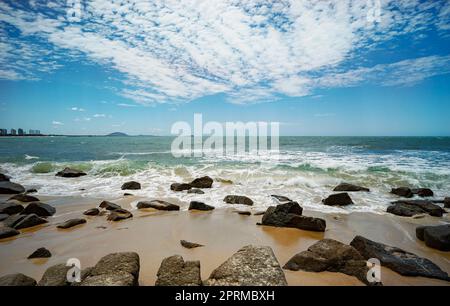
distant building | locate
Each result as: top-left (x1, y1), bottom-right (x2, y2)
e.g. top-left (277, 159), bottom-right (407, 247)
top-left (36, 130), bottom-right (41, 135)
top-left (18, 128), bottom-right (24, 136)
top-left (0, 129), bottom-right (7, 136)
top-left (11, 129), bottom-right (16, 135)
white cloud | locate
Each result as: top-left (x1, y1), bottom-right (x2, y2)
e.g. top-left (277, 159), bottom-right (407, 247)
top-left (52, 121), bottom-right (63, 125)
top-left (93, 114), bottom-right (106, 118)
top-left (71, 107), bottom-right (85, 112)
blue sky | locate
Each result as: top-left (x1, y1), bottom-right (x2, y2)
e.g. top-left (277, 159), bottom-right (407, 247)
top-left (1, 0), bottom-right (450, 136)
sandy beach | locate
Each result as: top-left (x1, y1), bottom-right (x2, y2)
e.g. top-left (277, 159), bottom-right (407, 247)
top-left (1, 194), bottom-right (449, 286)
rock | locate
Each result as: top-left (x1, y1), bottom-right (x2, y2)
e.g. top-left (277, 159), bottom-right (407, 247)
top-left (14, 214), bottom-right (48, 229)
top-left (0, 181), bottom-right (26, 194)
top-left (8, 194), bottom-right (39, 202)
top-left (236, 210), bottom-right (251, 216)
top-left (170, 183), bottom-right (192, 191)
top-left (83, 208), bottom-right (100, 216)
top-left (412, 188), bottom-right (434, 197)
top-left (188, 201), bottom-right (214, 211)
top-left (55, 167), bottom-right (87, 178)
top-left (121, 181), bottom-right (141, 190)
top-left (187, 188), bottom-right (205, 194)
top-left (0, 173), bottom-right (10, 182)
top-left (0, 202), bottom-right (24, 215)
top-left (38, 264), bottom-right (71, 286)
top-left (387, 200), bottom-right (444, 217)
top-left (253, 211), bottom-right (266, 216)
top-left (259, 202), bottom-right (326, 232)
top-left (57, 218), bottom-right (87, 229)
top-left (28, 247), bottom-right (52, 259)
top-left (0, 273), bottom-right (36, 286)
top-left (99, 201), bottom-right (121, 211)
top-left (123, 193), bottom-right (133, 196)
top-left (0, 226), bottom-right (20, 239)
top-left (155, 255), bottom-right (202, 286)
top-left (204, 245), bottom-right (287, 286)
top-left (80, 273), bottom-right (136, 286)
top-left (391, 187), bottom-right (413, 198)
top-left (283, 239), bottom-right (378, 285)
top-left (136, 200), bottom-right (179, 211)
top-left (180, 240), bottom-right (204, 249)
top-left (350, 235), bottom-right (449, 281)
top-left (322, 193), bottom-right (353, 206)
top-left (271, 195), bottom-right (292, 203)
top-left (190, 176), bottom-right (213, 188)
top-left (20, 202), bottom-right (56, 216)
top-left (216, 178), bottom-right (233, 184)
top-left (333, 183), bottom-right (370, 192)
top-left (0, 213), bottom-right (8, 221)
top-left (444, 197), bottom-right (450, 208)
top-left (107, 209), bottom-right (133, 221)
top-left (223, 195), bottom-right (254, 206)
top-left (416, 225), bottom-right (450, 251)
top-left (26, 188), bottom-right (38, 193)
top-left (2, 214), bottom-right (26, 228)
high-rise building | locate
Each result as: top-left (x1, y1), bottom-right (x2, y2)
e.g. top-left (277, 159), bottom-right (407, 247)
top-left (18, 128), bottom-right (24, 136)
top-left (0, 129), bottom-right (7, 136)
top-left (11, 129), bottom-right (16, 135)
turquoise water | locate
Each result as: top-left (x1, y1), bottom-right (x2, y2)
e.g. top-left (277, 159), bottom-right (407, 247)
top-left (1, 136), bottom-right (449, 213)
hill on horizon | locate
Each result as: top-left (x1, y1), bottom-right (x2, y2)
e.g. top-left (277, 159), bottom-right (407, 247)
top-left (107, 132), bottom-right (129, 137)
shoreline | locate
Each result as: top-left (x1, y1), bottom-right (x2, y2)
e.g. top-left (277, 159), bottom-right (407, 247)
top-left (1, 194), bottom-right (449, 286)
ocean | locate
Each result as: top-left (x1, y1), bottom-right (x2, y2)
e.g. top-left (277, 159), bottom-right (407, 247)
top-left (1, 136), bottom-right (449, 214)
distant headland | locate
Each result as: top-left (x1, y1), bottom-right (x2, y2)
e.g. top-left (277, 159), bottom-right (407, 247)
top-left (107, 132), bottom-right (129, 137)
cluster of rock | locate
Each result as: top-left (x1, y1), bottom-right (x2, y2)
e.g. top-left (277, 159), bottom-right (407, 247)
top-left (170, 176), bottom-right (213, 191)
top-left (416, 224), bottom-right (450, 251)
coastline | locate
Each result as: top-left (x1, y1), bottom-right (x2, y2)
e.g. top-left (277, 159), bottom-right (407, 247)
top-left (1, 194), bottom-right (449, 286)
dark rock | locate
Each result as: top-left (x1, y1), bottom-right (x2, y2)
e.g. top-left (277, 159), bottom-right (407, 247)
top-left (8, 194), bottom-right (39, 202)
top-left (3, 214), bottom-right (26, 228)
top-left (0, 226), bottom-right (20, 239)
top-left (190, 176), bottom-right (213, 188)
top-left (188, 201), bottom-right (214, 211)
top-left (0, 173), bottom-right (10, 182)
top-left (99, 201), bottom-right (122, 211)
top-left (57, 218), bottom-right (87, 229)
top-left (283, 239), bottom-right (378, 286)
top-left (107, 209), bottom-right (133, 221)
top-left (155, 255), bottom-right (201, 286)
top-left (412, 188), bottom-right (434, 197)
top-left (0, 181), bottom-right (25, 194)
top-left (0, 273), bottom-right (36, 286)
top-left (20, 202), bottom-right (56, 217)
top-left (136, 200), bottom-right (179, 211)
top-left (38, 264), bottom-right (71, 286)
top-left (333, 183), bottom-right (370, 192)
top-left (387, 200), bottom-right (444, 217)
top-left (187, 188), bottom-right (205, 194)
top-left (391, 187), bottom-right (413, 198)
top-left (170, 183), bottom-right (192, 191)
top-left (180, 240), bottom-right (204, 249)
top-left (121, 181), bottom-right (141, 190)
top-left (83, 208), bottom-right (100, 216)
top-left (0, 202), bottom-right (24, 215)
top-left (416, 225), bottom-right (450, 251)
top-left (444, 197), bottom-right (450, 208)
top-left (204, 245), bottom-right (287, 286)
top-left (26, 188), bottom-right (38, 194)
top-left (14, 214), bottom-right (48, 229)
top-left (350, 235), bottom-right (449, 281)
top-left (123, 193), bottom-right (133, 196)
top-left (0, 213), bottom-right (8, 221)
top-left (236, 210), bottom-right (251, 216)
top-left (28, 247), bottom-right (52, 259)
top-left (322, 193), bottom-right (353, 206)
top-left (271, 195), bottom-right (292, 203)
top-left (55, 167), bottom-right (87, 178)
top-left (223, 195), bottom-right (254, 206)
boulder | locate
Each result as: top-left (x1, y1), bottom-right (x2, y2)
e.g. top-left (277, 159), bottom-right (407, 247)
top-left (412, 188), bottom-right (434, 197)
top-left (121, 181), bottom-right (141, 190)
top-left (204, 245), bottom-right (287, 286)
top-left (0, 173), bottom-right (10, 182)
top-left (8, 194), bottom-right (39, 202)
top-left (387, 200), bottom-right (444, 217)
top-left (391, 187), bottom-right (413, 198)
top-left (322, 193), bottom-right (353, 206)
top-left (83, 208), bottom-right (100, 216)
top-left (20, 202), bottom-right (56, 217)
top-left (416, 225), bottom-right (450, 251)
top-left (0, 226), bottom-right (20, 239)
top-left (190, 176), bottom-right (213, 188)
top-left (0, 181), bottom-right (25, 194)
top-left (223, 195), bottom-right (254, 206)
top-left (444, 197), bottom-right (450, 208)
top-left (0, 273), bottom-right (36, 286)
top-left (180, 240), bottom-right (204, 249)
top-left (14, 214), bottom-right (48, 230)
top-left (28, 247), bottom-right (52, 259)
top-left (55, 167), bottom-right (87, 178)
top-left (57, 218), bottom-right (87, 229)
top-left (350, 235), bottom-right (449, 281)
top-left (3, 214), bottom-right (26, 228)
top-left (0, 202), bottom-right (24, 215)
top-left (38, 264), bottom-right (71, 286)
top-left (136, 200), bottom-right (179, 211)
top-left (79, 272), bottom-right (136, 286)
top-left (188, 201), bottom-right (214, 211)
top-left (170, 183), bottom-right (192, 191)
top-left (107, 209), bottom-right (133, 221)
top-left (283, 239), bottom-right (378, 286)
top-left (187, 188), bottom-right (205, 194)
top-left (333, 183), bottom-right (370, 192)
top-left (99, 201), bottom-right (122, 211)
top-left (155, 255), bottom-right (201, 286)
top-left (0, 213), bottom-right (8, 221)
top-left (26, 188), bottom-right (38, 194)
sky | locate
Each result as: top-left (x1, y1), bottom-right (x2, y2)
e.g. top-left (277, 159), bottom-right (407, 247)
top-left (0, 0), bottom-right (450, 136)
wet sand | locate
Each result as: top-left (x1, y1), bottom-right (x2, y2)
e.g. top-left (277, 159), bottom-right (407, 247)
top-left (0, 195), bottom-right (449, 286)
